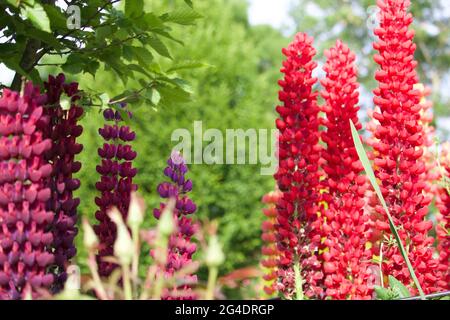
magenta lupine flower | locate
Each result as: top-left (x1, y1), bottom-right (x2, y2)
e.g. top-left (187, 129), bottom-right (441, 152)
top-left (43, 74), bottom-right (83, 289)
top-left (0, 83), bottom-right (55, 299)
top-left (319, 40), bottom-right (373, 299)
top-left (153, 152), bottom-right (197, 300)
top-left (94, 106), bottom-right (137, 277)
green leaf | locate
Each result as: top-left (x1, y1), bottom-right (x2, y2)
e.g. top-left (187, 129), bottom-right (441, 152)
top-left (166, 61), bottom-right (210, 73)
top-left (6, 0), bottom-right (19, 7)
top-left (140, 13), bottom-right (165, 30)
top-left (22, 3), bottom-right (51, 33)
top-left (62, 54), bottom-right (87, 74)
top-left (388, 276), bottom-right (411, 298)
top-left (147, 36), bottom-right (172, 59)
top-left (150, 88), bottom-right (161, 105)
top-left (43, 4), bottom-right (67, 30)
top-left (25, 28), bottom-right (63, 49)
top-left (84, 60), bottom-right (100, 77)
top-left (184, 0), bottom-right (193, 8)
top-left (130, 46), bottom-right (154, 67)
top-left (161, 8), bottom-right (202, 25)
top-left (374, 286), bottom-right (391, 300)
top-left (350, 120), bottom-right (426, 300)
top-left (125, 0), bottom-right (144, 18)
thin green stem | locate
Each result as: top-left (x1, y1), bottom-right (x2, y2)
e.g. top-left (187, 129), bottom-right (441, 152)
top-left (131, 226), bottom-right (140, 295)
top-left (205, 267), bottom-right (218, 300)
top-left (122, 264), bottom-right (133, 300)
top-left (87, 253), bottom-right (108, 300)
top-left (293, 262), bottom-right (304, 300)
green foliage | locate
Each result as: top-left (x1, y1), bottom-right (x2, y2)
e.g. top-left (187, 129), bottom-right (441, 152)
top-left (73, 0), bottom-right (286, 279)
top-left (0, 0), bottom-right (201, 105)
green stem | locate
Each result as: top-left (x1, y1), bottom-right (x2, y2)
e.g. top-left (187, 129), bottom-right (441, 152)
top-left (205, 267), bottom-right (218, 300)
top-left (122, 264), bottom-right (133, 300)
top-left (87, 253), bottom-right (108, 300)
top-left (293, 262), bottom-right (304, 300)
top-left (131, 225), bottom-right (140, 294)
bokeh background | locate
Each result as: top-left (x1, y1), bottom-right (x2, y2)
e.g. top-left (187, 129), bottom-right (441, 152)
top-left (0, 0), bottom-right (449, 298)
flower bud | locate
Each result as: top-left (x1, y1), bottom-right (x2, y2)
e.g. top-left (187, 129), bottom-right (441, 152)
top-left (82, 218), bottom-right (98, 251)
top-left (158, 200), bottom-right (176, 237)
top-left (205, 235), bottom-right (225, 268)
top-left (109, 208), bottom-right (134, 266)
top-left (127, 192), bottom-right (145, 229)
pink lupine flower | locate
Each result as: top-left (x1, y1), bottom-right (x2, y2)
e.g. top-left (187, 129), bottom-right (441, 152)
top-left (274, 32), bottom-right (323, 299)
top-left (319, 40), bottom-right (373, 300)
top-left (43, 74), bottom-right (83, 289)
top-left (94, 106), bottom-right (138, 277)
top-left (370, 0), bottom-right (444, 294)
top-left (0, 83), bottom-right (55, 299)
top-left (153, 152), bottom-right (197, 300)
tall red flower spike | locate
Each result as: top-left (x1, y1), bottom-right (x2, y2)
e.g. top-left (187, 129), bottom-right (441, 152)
top-left (370, 0), bottom-right (444, 294)
top-left (43, 74), bottom-right (83, 290)
top-left (0, 83), bottom-right (55, 299)
top-left (435, 143), bottom-right (449, 290)
top-left (274, 32), bottom-right (323, 299)
top-left (319, 40), bottom-right (373, 299)
top-left (260, 190), bottom-right (282, 297)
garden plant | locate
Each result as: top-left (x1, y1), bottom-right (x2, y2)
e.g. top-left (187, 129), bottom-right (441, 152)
top-left (0, 0), bottom-right (448, 301)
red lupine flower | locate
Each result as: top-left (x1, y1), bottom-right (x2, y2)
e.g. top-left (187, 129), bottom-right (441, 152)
top-left (435, 143), bottom-right (449, 289)
top-left (319, 40), bottom-right (373, 300)
top-left (94, 106), bottom-right (138, 277)
top-left (260, 190), bottom-right (282, 297)
top-left (414, 84), bottom-right (440, 203)
top-left (43, 74), bottom-right (83, 290)
top-left (0, 83), bottom-right (55, 299)
top-left (153, 152), bottom-right (197, 300)
top-left (370, 0), bottom-right (444, 294)
top-left (274, 32), bottom-right (323, 299)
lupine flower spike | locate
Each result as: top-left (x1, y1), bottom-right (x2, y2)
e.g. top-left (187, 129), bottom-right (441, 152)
top-left (370, 0), bottom-right (444, 294)
top-left (435, 143), bottom-right (449, 289)
top-left (153, 151), bottom-right (197, 300)
top-left (260, 190), bottom-right (282, 297)
top-left (274, 32), bottom-right (323, 299)
top-left (43, 74), bottom-right (83, 290)
top-left (0, 83), bottom-right (55, 299)
top-left (94, 105), bottom-right (137, 277)
top-left (319, 40), bottom-right (373, 299)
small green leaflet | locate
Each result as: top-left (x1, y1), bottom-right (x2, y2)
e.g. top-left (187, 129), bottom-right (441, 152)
top-left (389, 276), bottom-right (411, 298)
top-left (125, 0), bottom-right (144, 18)
top-left (161, 8), bottom-right (202, 26)
top-left (350, 120), bottom-right (426, 299)
top-left (22, 3), bottom-right (51, 33)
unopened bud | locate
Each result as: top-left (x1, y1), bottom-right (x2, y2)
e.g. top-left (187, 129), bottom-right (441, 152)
top-left (205, 235), bottom-right (225, 268)
top-left (82, 218), bottom-right (98, 251)
top-left (158, 199), bottom-right (176, 237)
top-left (127, 192), bottom-right (145, 229)
top-left (109, 208), bottom-right (134, 266)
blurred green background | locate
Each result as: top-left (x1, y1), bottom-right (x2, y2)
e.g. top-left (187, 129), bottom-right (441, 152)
top-left (74, 0), bottom-right (450, 281)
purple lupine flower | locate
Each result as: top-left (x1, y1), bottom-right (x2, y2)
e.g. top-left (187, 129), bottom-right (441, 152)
top-left (43, 74), bottom-right (84, 291)
top-left (153, 151), bottom-right (198, 300)
top-left (0, 83), bottom-right (55, 299)
top-left (94, 105), bottom-right (137, 277)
